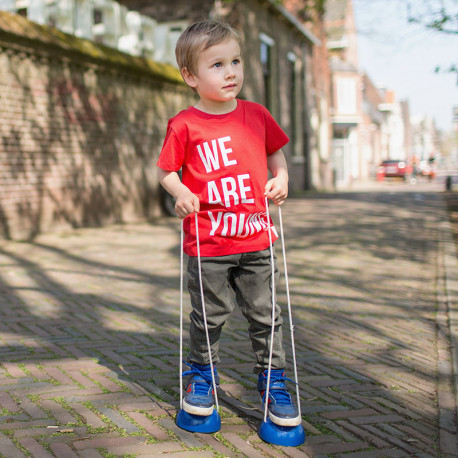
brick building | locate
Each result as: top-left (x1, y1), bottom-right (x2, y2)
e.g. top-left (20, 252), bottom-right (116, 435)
top-left (324, 0), bottom-right (363, 187)
top-left (282, 0), bottom-right (333, 188)
top-left (360, 72), bottom-right (384, 178)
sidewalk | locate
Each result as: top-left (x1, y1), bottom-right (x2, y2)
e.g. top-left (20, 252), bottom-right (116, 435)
top-left (0, 185), bottom-right (456, 457)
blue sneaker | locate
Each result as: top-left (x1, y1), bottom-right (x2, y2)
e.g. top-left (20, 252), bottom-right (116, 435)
top-left (182, 363), bottom-right (219, 416)
top-left (258, 369), bottom-right (301, 426)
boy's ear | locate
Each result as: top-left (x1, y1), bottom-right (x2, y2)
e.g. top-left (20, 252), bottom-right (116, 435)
top-left (181, 67), bottom-right (197, 89)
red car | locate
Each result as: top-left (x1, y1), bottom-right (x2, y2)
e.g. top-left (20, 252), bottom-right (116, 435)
top-left (377, 160), bottom-right (413, 181)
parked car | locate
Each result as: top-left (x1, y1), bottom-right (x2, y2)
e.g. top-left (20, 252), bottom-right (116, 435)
top-left (376, 160), bottom-right (413, 181)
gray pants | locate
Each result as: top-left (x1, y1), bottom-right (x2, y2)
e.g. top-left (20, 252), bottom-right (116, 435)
top-left (187, 248), bottom-right (285, 373)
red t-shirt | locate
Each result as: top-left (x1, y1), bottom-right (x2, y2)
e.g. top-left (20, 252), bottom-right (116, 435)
top-left (157, 99), bottom-right (289, 256)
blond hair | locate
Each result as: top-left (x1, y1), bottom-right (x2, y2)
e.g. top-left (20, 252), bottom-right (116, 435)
top-left (175, 21), bottom-right (241, 76)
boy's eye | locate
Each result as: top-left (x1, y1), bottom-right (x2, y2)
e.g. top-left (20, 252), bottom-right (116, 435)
top-left (213, 62), bottom-right (222, 68)
top-left (233, 59), bottom-right (240, 65)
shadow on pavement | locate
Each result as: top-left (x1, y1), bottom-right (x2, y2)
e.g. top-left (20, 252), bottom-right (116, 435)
top-left (0, 190), bottom-right (449, 455)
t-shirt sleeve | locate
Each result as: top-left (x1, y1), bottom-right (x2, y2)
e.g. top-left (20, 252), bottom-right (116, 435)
top-left (157, 120), bottom-right (185, 171)
top-left (263, 107), bottom-right (289, 155)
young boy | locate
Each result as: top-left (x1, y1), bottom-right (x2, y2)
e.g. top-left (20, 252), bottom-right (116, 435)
top-left (157, 21), bottom-right (300, 427)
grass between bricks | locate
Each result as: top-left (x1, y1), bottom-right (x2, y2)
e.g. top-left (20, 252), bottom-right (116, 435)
top-left (106, 404), bottom-right (160, 443)
top-left (2, 430), bottom-right (32, 455)
top-left (81, 401), bottom-right (121, 434)
top-left (52, 396), bottom-right (85, 429)
top-left (99, 450), bottom-right (136, 458)
top-left (106, 376), bottom-right (131, 393)
top-left (17, 363), bottom-right (31, 377)
top-left (0, 407), bottom-right (23, 417)
top-left (213, 431), bottom-right (244, 455)
top-left (301, 413), bottom-right (340, 436)
top-left (82, 372), bottom-right (110, 394)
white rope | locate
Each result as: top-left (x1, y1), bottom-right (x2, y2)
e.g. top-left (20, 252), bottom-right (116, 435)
top-left (263, 201), bottom-right (302, 422)
top-left (179, 220), bottom-right (184, 408)
top-left (263, 197), bottom-right (276, 423)
top-left (194, 212), bottom-right (220, 412)
top-left (278, 206), bottom-right (302, 418)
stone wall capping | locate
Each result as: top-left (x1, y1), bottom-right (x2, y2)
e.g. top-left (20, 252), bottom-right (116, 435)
top-left (0, 10), bottom-right (184, 85)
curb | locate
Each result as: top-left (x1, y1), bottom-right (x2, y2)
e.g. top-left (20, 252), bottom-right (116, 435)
top-left (440, 217), bottom-right (458, 414)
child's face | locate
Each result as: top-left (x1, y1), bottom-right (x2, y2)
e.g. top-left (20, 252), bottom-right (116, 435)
top-left (185, 38), bottom-right (243, 109)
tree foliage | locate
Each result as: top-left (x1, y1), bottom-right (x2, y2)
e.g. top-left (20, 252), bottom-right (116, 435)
top-left (406, 0), bottom-right (458, 35)
top-left (279, 0), bottom-right (326, 21)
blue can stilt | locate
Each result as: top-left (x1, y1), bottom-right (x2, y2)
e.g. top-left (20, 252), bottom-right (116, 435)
top-left (176, 408), bottom-right (221, 433)
top-left (258, 418), bottom-right (305, 446)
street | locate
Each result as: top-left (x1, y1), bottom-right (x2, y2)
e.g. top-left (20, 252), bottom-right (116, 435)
top-left (0, 181), bottom-right (456, 457)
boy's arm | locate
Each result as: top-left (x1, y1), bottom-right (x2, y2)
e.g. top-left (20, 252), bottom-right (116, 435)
top-left (265, 149), bottom-right (289, 206)
top-left (158, 168), bottom-right (200, 219)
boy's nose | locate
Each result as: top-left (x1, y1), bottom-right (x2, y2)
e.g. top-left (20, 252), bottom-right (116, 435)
top-left (225, 67), bottom-right (236, 78)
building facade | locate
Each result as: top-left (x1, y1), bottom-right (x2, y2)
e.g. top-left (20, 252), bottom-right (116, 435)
top-left (324, 0), bottom-right (362, 187)
top-left (282, 0), bottom-right (333, 189)
top-left (360, 72), bottom-right (384, 179)
top-left (378, 89), bottom-right (410, 162)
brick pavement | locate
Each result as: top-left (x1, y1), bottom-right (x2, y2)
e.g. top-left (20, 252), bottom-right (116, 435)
top-left (0, 183), bottom-right (456, 457)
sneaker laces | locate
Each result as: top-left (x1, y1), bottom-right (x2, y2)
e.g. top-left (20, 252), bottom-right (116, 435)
top-left (183, 362), bottom-right (216, 396)
top-left (262, 372), bottom-right (297, 405)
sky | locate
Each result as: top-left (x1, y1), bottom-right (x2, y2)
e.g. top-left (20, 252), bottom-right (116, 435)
top-left (352, 0), bottom-right (458, 132)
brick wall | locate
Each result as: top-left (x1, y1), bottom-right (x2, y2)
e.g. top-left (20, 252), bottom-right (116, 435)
top-left (0, 12), bottom-right (194, 240)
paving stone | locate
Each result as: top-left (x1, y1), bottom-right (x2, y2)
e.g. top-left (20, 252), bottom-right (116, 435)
top-left (40, 399), bottom-right (78, 426)
top-left (220, 432), bottom-right (265, 456)
top-left (160, 452), bottom-right (215, 457)
top-left (49, 442), bottom-right (79, 457)
top-left (306, 434), bottom-right (341, 445)
top-left (158, 417), bottom-right (203, 448)
top-left (440, 428), bottom-right (458, 456)
top-left (321, 408), bottom-right (377, 420)
top-left (337, 449), bottom-right (407, 458)
top-left (68, 402), bottom-right (107, 429)
top-left (0, 434), bottom-right (27, 457)
top-left (349, 414), bottom-right (405, 425)
top-left (337, 420), bottom-right (390, 447)
top-left (105, 442), bottom-right (184, 454)
top-left (302, 440), bottom-right (370, 455)
top-left (0, 419), bottom-right (52, 430)
top-left (116, 400), bottom-right (164, 413)
top-left (127, 411), bottom-right (171, 440)
top-left (363, 424), bottom-right (418, 454)
top-left (0, 391), bottom-right (22, 412)
top-left (91, 404), bottom-right (141, 433)
top-left (17, 438), bottom-right (54, 458)
top-left (77, 450), bottom-right (104, 458)
top-left (196, 432), bottom-right (238, 457)
top-left (73, 435), bottom-right (147, 450)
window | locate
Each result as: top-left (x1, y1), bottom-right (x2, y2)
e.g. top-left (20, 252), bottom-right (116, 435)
top-left (260, 33), bottom-right (274, 111)
top-left (288, 52), bottom-right (297, 153)
top-left (336, 77), bottom-right (357, 115)
top-left (93, 8), bottom-right (103, 25)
